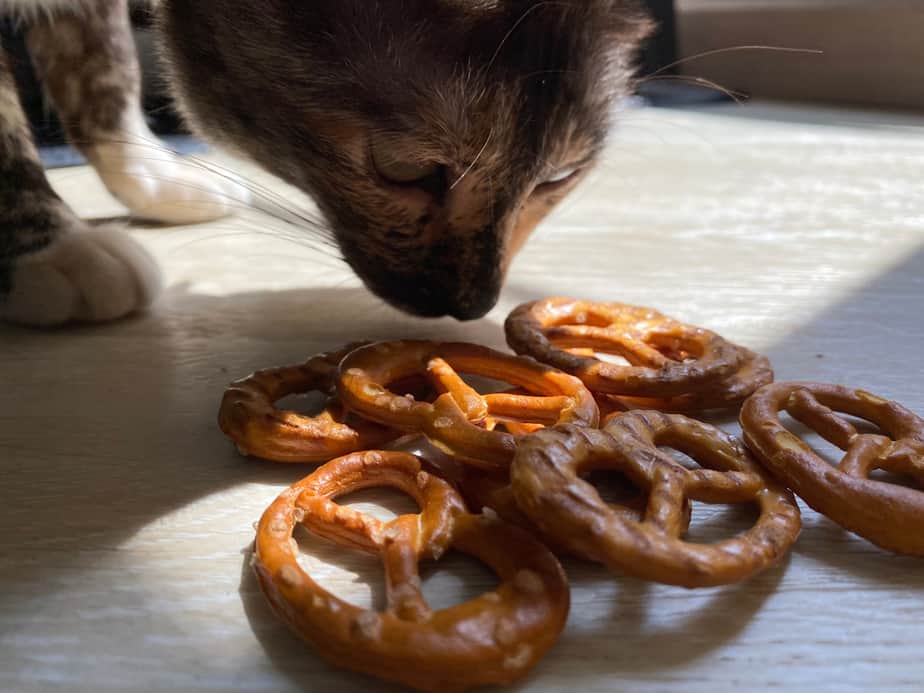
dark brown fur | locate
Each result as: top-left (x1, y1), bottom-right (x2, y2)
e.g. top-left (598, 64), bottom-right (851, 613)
top-left (0, 0), bottom-right (651, 322)
top-left (159, 0), bottom-right (651, 318)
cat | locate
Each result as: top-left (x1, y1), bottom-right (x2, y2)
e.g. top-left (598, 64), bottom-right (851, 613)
top-left (0, 0), bottom-right (652, 325)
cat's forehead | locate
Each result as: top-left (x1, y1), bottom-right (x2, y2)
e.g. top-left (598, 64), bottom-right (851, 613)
top-left (340, 1), bottom-right (649, 158)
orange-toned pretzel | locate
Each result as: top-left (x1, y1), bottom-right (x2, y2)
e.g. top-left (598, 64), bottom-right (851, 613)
top-left (337, 341), bottom-right (598, 470)
top-left (599, 349), bottom-right (774, 418)
top-left (219, 344), bottom-right (398, 463)
top-left (505, 297), bottom-right (749, 397)
top-left (253, 451), bottom-right (570, 692)
top-left (511, 412), bottom-right (801, 587)
top-left (741, 382), bottom-right (924, 555)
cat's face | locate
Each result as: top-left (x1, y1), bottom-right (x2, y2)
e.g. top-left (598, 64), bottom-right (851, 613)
top-left (159, 0), bottom-right (651, 319)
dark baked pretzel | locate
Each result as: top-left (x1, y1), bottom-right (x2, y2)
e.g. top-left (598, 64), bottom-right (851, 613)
top-left (505, 297), bottom-right (748, 397)
top-left (599, 349), bottom-right (774, 418)
top-left (741, 382), bottom-right (924, 555)
top-left (253, 451), bottom-right (570, 692)
top-left (337, 341), bottom-right (598, 470)
top-left (457, 466), bottom-right (688, 557)
top-left (219, 344), bottom-right (398, 463)
top-left (511, 412), bottom-right (801, 587)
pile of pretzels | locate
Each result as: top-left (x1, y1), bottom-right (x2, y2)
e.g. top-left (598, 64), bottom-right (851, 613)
top-left (219, 297), bottom-right (924, 692)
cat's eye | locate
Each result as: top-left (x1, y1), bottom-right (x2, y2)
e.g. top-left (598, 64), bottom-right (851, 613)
top-left (539, 166), bottom-right (581, 189)
top-left (371, 142), bottom-right (441, 185)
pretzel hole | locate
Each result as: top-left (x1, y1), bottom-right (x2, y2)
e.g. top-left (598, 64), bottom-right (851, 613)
top-left (276, 391), bottom-right (330, 416)
top-left (459, 374), bottom-right (513, 395)
top-left (584, 470), bottom-right (644, 506)
top-left (868, 468), bottom-right (921, 490)
top-left (656, 446), bottom-right (702, 471)
top-left (779, 411), bottom-right (883, 466)
top-left (547, 311), bottom-right (613, 328)
top-left (644, 334), bottom-right (702, 362)
top-left (566, 350), bottom-right (632, 367)
top-left (420, 549), bottom-right (500, 611)
top-left (337, 487), bottom-right (421, 522)
top-left (385, 375), bottom-right (439, 402)
top-left (292, 523), bottom-right (387, 611)
top-left (563, 340), bottom-right (695, 367)
top-left (684, 502), bottom-right (761, 544)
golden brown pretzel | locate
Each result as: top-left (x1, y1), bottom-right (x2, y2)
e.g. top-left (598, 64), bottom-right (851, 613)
top-left (511, 412), bottom-right (801, 587)
top-left (598, 348), bottom-right (774, 418)
top-left (337, 340), bottom-right (598, 470)
top-left (505, 297), bottom-right (749, 397)
top-left (253, 451), bottom-right (570, 692)
top-left (741, 381), bottom-right (924, 555)
top-left (219, 344), bottom-right (398, 463)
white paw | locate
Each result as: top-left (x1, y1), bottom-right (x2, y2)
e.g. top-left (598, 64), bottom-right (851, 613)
top-left (1, 227), bottom-right (162, 327)
top-left (90, 140), bottom-right (253, 225)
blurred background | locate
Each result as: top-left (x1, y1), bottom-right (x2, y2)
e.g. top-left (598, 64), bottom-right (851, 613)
top-left (2, 0), bottom-right (922, 166)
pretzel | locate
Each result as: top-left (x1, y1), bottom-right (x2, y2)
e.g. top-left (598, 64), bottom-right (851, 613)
top-left (457, 465), bottom-right (687, 557)
top-left (337, 341), bottom-right (598, 470)
top-left (253, 451), bottom-right (570, 692)
top-left (511, 412), bottom-right (801, 587)
top-left (741, 382), bottom-right (924, 555)
top-left (599, 349), bottom-right (774, 418)
top-left (505, 297), bottom-right (750, 397)
top-left (219, 344), bottom-right (398, 463)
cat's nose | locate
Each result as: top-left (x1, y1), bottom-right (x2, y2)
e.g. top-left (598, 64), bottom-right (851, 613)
top-left (443, 286), bottom-right (499, 321)
top-left (396, 278), bottom-right (500, 321)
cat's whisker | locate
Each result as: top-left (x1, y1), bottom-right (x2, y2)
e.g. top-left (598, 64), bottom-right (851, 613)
top-left (516, 68), bottom-right (580, 83)
top-left (642, 45), bottom-right (824, 81)
top-left (58, 134), bottom-right (340, 250)
top-left (69, 133), bottom-right (320, 221)
top-left (75, 164), bottom-right (260, 211)
top-left (450, 129), bottom-right (493, 191)
top-left (486, 1), bottom-right (580, 71)
top-left (635, 74), bottom-right (749, 103)
top-left (232, 212), bottom-right (341, 252)
top-left (166, 227), bottom-right (344, 268)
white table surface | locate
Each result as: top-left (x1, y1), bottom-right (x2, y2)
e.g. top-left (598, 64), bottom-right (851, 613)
top-left (2, 102), bottom-right (923, 692)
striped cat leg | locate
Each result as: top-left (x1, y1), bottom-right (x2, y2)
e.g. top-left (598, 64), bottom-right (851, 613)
top-left (26, 0), bottom-right (249, 224)
top-left (0, 46), bottom-right (160, 327)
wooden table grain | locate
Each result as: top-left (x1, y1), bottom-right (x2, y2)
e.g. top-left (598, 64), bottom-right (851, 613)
top-left (2, 103), bottom-right (923, 693)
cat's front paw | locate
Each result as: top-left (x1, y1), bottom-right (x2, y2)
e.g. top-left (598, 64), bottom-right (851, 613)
top-left (91, 141), bottom-right (252, 225)
top-left (1, 227), bottom-right (162, 327)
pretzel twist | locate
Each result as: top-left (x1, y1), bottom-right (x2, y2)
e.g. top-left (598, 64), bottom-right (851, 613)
top-left (337, 341), bottom-right (598, 470)
top-left (505, 297), bottom-right (750, 398)
top-left (218, 344), bottom-right (399, 463)
top-left (254, 451), bottom-right (570, 692)
top-left (511, 412), bottom-right (801, 587)
top-left (599, 349), bottom-right (774, 418)
top-left (457, 465), bottom-right (688, 557)
top-left (741, 382), bottom-right (924, 555)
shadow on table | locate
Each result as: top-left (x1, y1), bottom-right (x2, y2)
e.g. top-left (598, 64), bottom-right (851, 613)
top-left (0, 282), bottom-right (502, 610)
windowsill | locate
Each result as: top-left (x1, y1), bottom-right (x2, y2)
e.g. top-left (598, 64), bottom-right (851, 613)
top-left (677, 2), bottom-right (924, 111)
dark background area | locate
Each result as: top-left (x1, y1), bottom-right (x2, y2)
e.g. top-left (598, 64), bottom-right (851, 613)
top-left (1, 0), bottom-right (681, 159)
